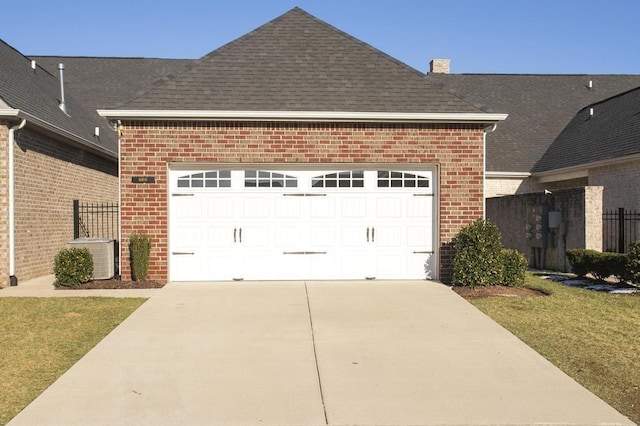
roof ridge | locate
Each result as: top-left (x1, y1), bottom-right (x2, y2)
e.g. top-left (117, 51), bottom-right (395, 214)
top-left (30, 55), bottom-right (195, 61)
top-left (194, 7), bottom-right (426, 77)
top-left (578, 85), bottom-right (640, 110)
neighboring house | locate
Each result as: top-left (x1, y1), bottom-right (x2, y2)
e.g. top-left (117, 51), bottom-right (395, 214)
top-left (427, 72), bottom-right (640, 198)
top-left (0, 40), bottom-right (118, 286)
top-left (532, 87), bottom-right (640, 212)
top-left (99, 7), bottom-right (506, 283)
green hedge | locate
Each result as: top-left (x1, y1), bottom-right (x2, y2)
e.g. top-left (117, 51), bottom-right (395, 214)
top-left (566, 249), bottom-right (629, 282)
top-left (54, 248), bottom-right (94, 288)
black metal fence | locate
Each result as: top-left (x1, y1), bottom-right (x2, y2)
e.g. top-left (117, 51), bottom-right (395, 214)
top-left (603, 208), bottom-right (640, 253)
top-left (73, 200), bottom-right (119, 241)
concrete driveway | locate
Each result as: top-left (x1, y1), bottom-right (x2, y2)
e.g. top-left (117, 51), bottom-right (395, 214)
top-left (8, 281), bottom-right (635, 425)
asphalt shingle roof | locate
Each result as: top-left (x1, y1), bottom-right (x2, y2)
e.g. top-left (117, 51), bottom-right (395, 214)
top-left (122, 8), bottom-right (484, 114)
top-left (428, 74), bottom-right (640, 173)
top-left (532, 87), bottom-right (640, 173)
top-left (0, 39), bottom-right (117, 156)
top-left (30, 56), bottom-right (195, 110)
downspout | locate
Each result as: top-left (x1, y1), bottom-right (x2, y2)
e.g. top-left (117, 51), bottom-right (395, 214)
top-left (483, 123), bottom-right (498, 220)
top-left (117, 120), bottom-right (122, 279)
top-left (8, 119), bottom-right (27, 286)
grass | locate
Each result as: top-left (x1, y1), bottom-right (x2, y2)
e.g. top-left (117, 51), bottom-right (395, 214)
top-left (0, 297), bottom-right (146, 425)
top-left (469, 274), bottom-right (640, 424)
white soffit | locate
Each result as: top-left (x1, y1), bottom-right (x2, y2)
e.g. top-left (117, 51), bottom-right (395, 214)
top-left (98, 109), bottom-right (508, 124)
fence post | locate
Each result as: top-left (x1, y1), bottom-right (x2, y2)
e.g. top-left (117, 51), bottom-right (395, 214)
top-left (618, 207), bottom-right (625, 253)
top-left (73, 199), bottom-right (79, 240)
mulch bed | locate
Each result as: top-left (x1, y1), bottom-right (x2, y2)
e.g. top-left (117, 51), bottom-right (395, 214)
top-left (56, 279), bottom-right (166, 290)
top-left (452, 285), bottom-right (548, 299)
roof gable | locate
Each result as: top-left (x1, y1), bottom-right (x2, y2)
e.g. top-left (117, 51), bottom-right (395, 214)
top-left (0, 39), bottom-right (117, 156)
top-left (122, 8), bottom-right (483, 114)
top-left (430, 74), bottom-right (640, 173)
top-left (532, 86), bottom-right (640, 173)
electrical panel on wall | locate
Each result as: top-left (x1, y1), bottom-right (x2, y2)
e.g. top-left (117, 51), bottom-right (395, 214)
top-left (525, 205), bottom-right (549, 248)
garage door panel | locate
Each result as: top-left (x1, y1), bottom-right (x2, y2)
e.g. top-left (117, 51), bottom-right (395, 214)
top-left (374, 225), bottom-right (403, 248)
top-left (172, 225), bottom-right (203, 249)
top-left (275, 196), bottom-right (301, 218)
top-left (309, 197), bottom-right (336, 218)
top-left (170, 168), bottom-right (436, 281)
top-left (407, 197), bottom-right (432, 218)
top-left (310, 226), bottom-right (336, 247)
top-left (243, 197), bottom-right (270, 218)
top-left (275, 225), bottom-right (302, 247)
top-left (406, 226), bottom-right (433, 249)
top-left (207, 226), bottom-right (234, 248)
top-left (340, 197), bottom-right (367, 218)
top-left (207, 197), bottom-right (234, 218)
top-left (376, 198), bottom-right (402, 218)
top-left (174, 197), bottom-right (203, 219)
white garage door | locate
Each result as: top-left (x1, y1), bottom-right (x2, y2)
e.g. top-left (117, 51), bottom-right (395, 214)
top-left (169, 168), bottom-right (435, 281)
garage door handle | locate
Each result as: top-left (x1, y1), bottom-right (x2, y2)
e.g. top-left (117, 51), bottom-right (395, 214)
top-left (366, 227), bottom-right (369, 242)
top-left (372, 227), bottom-right (375, 242)
top-left (234, 228), bottom-right (237, 243)
top-left (413, 251), bottom-right (434, 254)
top-left (172, 252), bottom-right (194, 255)
top-left (239, 228), bottom-right (242, 243)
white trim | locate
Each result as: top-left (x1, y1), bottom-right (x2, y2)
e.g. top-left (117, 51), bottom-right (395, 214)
top-left (0, 109), bottom-right (20, 117)
top-left (1, 109), bottom-right (116, 160)
top-left (534, 153), bottom-right (640, 183)
top-left (485, 171), bottom-right (532, 178)
top-left (98, 109), bottom-right (508, 123)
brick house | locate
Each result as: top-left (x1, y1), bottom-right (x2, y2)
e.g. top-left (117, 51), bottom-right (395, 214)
top-left (100, 8), bottom-right (506, 283)
top-left (0, 40), bottom-right (118, 285)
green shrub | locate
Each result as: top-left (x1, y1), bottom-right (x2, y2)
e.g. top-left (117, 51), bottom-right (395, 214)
top-left (501, 248), bottom-right (527, 286)
top-left (566, 249), bottom-right (592, 277)
top-left (566, 249), bottom-right (629, 281)
top-left (626, 241), bottom-right (640, 284)
top-left (452, 219), bottom-right (504, 287)
top-left (608, 253), bottom-right (631, 283)
top-left (54, 248), bottom-right (94, 288)
top-left (130, 233), bottom-right (151, 281)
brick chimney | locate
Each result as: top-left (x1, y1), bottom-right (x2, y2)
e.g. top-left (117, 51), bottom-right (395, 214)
top-left (429, 59), bottom-right (450, 74)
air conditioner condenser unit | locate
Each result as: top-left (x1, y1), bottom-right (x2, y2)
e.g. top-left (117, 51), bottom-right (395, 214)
top-left (67, 238), bottom-right (115, 280)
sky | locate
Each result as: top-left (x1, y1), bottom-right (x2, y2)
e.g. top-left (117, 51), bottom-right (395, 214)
top-left (1, 0), bottom-right (639, 75)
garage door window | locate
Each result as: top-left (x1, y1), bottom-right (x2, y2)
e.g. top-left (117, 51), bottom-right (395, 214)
top-left (311, 171), bottom-right (364, 188)
top-left (377, 171), bottom-right (429, 188)
top-left (177, 171), bottom-right (231, 188)
top-left (245, 170), bottom-right (297, 188)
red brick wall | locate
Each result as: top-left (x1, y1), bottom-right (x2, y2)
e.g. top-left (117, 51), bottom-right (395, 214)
top-left (120, 121), bottom-right (485, 283)
top-left (0, 125), bottom-right (118, 283)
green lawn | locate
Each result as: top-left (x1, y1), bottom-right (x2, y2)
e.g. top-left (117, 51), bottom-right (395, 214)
top-left (470, 274), bottom-right (640, 424)
top-left (0, 297), bottom-right (146, 425)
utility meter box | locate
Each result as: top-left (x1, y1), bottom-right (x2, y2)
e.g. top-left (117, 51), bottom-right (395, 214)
top-left (525, 205), bottom-right (549, 248)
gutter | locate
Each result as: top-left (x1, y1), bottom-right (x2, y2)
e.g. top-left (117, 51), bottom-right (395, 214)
top-left (98, 109), bottom-right (508, 124)
top-left (1, 109), bottom-right (116, 160)
top-left (8, 119), bottom-right (27, 286)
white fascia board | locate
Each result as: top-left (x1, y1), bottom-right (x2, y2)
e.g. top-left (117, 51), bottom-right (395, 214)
top-left (534, 152), bottom-right (640, 183)
top-left (1, 109), bottom-right (116, 160)
top-left (485, 171), bottom-right (531, 178)
top-left (98, 109), bottom-right (508, 124)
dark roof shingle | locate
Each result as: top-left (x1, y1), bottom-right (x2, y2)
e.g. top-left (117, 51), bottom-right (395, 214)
top-left (532, 87), bottom-right (640, 173)
top-left (122, 8), bottom-right (484, 114)
top-left (0, 39), bottom-right (117, 156)
top-left (428, 74), bottom-right (640, 173)
top-left (30, 56), bottom-right (196, 110)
